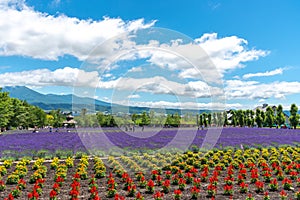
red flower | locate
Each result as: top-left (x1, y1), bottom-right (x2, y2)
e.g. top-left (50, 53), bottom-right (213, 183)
top-left (56, 176), bottom-right (64, 183)
top-left (224, 184), bottom-right (233, 190)
top-left (114, 193), bottom-right (125, 200)
top-left (28, 192), bottom-right (33, 199)
top-left (255, 181), bottom-right (264, 188)
top-left (70, 188), bottom-right (79, 197)
top-left (153, 191), bottom-right (164, 199)
top-left (189, 167), bottom-right (198, 174)
top-left (240, 182), bottom-right (248, 188)
top-left (147, 180), bottom-right (154, 188)
top-left (53, 182), bottom-right (60, 189)
top-left (90, 186), bottom-right (98, 193)
top-left (73, 173), bottom-right (80, 179)
top-left (50, 190), bottom-right (57, 197)
top-left (191, 186), bottom-right (200, 193)
top-left (280, 190), bottom-right (287, 197)
top-left (174, 189), bottom-right (182, 196)
top-left (151, 170), bottom-right (158, 175)
top-left (6, 193), bottom-right (14, 200)
top-left (136, 192), bottom-right (144, 199)
top-left (162, 179), bottom-right (170, 190)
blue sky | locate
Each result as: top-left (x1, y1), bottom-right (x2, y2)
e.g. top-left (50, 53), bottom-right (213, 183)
top-left (0, 0), bottom-right (300, 110)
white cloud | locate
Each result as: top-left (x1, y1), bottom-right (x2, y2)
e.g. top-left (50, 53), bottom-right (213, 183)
top-left (0, 67), bottom-right (99, 87)
top-left (128, 33), bottom-right (268, 84)
top-left (98, 76), bottom-right (223, 98)
top-left (127, 94), bottom-right (140, 99)
top-left (0, 0), bottom-right (268, 88)
top-left (195, 33), bottom-right (269, 72)
top-left (242, 68), bottom-right (285, 79)
top-left (128, 67), bottom-right (143, 73)
top-left (115, 100), bottom-right (242, 110)
top-left (0, 0), bottom-right (155, 60)
top-left (225, 79), bottom-right (300, 100)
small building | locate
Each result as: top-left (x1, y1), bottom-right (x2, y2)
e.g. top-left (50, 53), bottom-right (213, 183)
top-left (63, 115), bottom-right (77, 128)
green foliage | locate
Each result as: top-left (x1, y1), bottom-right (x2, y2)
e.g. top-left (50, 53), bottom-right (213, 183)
top-left (289, 104), bottom-right (300, 129)
top-left (276, 104), bottom-right (285, 126)
top-left (230, 110), bottom-right (237, 127)
top-left (237, 110), bottom-right (244, 127)
top-left (255, 109), bottom-right (263, 128)
top-left (131, 112), bottom-right (151, 126)
top-left (96, 112), bottom-right (117, 127)
top-left (165, 113), bottom-right (181, 127)
top-left (0, 88), bottom-right (47, 131)
top-left (207, 113), bottom-right (211, 126)
top-left (265, 106), bottom-right (275, 128)
top-left (48, 109), bottom-right (65, 128)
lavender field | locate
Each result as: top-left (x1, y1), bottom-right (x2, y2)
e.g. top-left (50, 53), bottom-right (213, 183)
top-left (1, 127), bottom-right (300, 158)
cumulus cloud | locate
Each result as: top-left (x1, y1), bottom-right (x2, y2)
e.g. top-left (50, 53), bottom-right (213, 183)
top-left (195, 33), bottom-right (269, 72)
top-left (242, 68), bottom-right (285, 79)
top-left (0, 0), bottom-right (155, 60)
top-left (0, 67), bottom-right (100, 87)
top-left (128, 67), bottom-right (143, 73)
top-left (115, 100), bottom-right (242, 110)
top-left (124, 33), bottom-right (269, 84)
top-left (225, 80), bottom-right (300, 100)
top-left (98, 76), bottom-right (223, 98)
top-left (127, 94), bottom-right (140, 99)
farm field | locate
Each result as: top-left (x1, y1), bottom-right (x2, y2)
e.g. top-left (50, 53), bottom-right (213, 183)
top-left (0, 145), bottom-right (300, 199)
top-left (1, 127), bottom-right (300, 158)
top-left (0, 128), bottom-right (300, 199)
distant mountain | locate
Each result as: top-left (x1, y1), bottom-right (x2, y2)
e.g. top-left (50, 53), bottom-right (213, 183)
top-left (3, 86), bottom-right (111, 112)
top-left (2, 86), bottom-right (204, 115)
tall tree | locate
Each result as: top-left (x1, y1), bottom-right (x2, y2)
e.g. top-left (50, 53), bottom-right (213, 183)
top-left (203, 113), bottom-right (208, 127)
top-left (276, 104), bottom-right (285, 127)
top-left (199, 114), bottom-right (203, 127)
top-left (265, 106), bottom-right (275, 128)
top-left (237, 110), bottom-right (244, 127)
top-left (0, 89), bottom-right (13, 131)
top-left (289, 104), bottom-right (300, 129)
top-left (207, 113), bottom-right (212, 127)
top-left (230, 110), bottom-right (237, 127)
top-left (261, 111), bottom-right (266, 127)
top-left (255, 109), bottom-right (263, 128)
top-left (141, 112), bottom-right (150, 126)
top-left (223, 111), bottom-right (228, 126)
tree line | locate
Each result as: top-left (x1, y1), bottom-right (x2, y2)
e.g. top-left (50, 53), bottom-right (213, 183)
top-left (0, 89), bottom-right (70, 131)
top-left (1, 88), bottom-right (299, 130)
top-left (198, 104), bottom-right (300, 129)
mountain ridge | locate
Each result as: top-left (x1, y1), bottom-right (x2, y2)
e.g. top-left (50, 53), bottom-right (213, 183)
top-left (2, 86), bottom-right (207, 115)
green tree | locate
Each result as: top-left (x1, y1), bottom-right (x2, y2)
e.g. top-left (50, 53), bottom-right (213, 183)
top-left (237, 110), bottom-right (244, 127)
top-left (203, 113), bottom-right (208, 127)
top-left (261, 111), bottom-right (266, 127)
top-left (230, 110), bottom-right (237, 127)
top-left (276, 104), bottom-right (285, 127)
top-left (207, 113), bottom-right (212, 127)
top-left (165, 113), bottom-right (181, 127)
top-left (0, 89), bottom-right (13, 131)
top-left (49, 109), bottom-right (65, 128)
top-left (223, 111), bottom-right (228, 126)
top-left (255, 109), bottom-right (263, 128)
top-left (265, 106), bottom-right (275, 128)
top-left (199, 114), bottom-right (203, 126)
top-left (289, 104), bottom-right (300, 129)
top-left (141, 112), bottom-right (150, 126)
